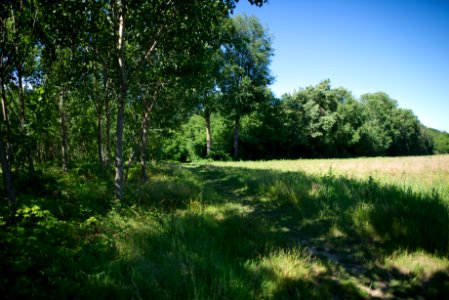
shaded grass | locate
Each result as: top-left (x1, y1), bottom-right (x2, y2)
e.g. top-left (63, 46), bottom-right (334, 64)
top-left (1, 157), bottom-right (449, 298)
top-left (192, 162), bottom-right (449, 253)
top-left (193, 160), bottom-right (449, 298)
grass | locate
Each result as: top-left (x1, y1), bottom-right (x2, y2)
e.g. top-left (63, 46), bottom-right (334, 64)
top-left (209, 155), bottom-right (449, 192)
top-left (1, 155), bottom-right (449, 298)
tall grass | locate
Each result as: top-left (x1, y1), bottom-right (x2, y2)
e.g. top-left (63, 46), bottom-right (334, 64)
top-left (210, 154), bottom-right (449, 194)
top-left (1, 156), bottom-right (449, 298)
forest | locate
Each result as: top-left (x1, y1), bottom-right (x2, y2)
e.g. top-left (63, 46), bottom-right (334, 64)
top-left (1, 0), bottom-right (448, 203)
top-left (2, 0), bottom-right (449, 298)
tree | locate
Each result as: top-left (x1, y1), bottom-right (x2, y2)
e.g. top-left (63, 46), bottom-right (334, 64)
top-left (191, 46), bottom-right (224, 157)
top-left (426, 128), bottom-right (449, 154)
top-left (0, 121), bottom-right (15, 206)
top-left (389, 108), bottom-right (425, 155)
top-left (0, 0), bottom-right (43, 204)
top-left (110, 0), bottom-right (272, 198)
top-left (220, 14), bottom-right (273, 159)
top-left (281, 80), bottom-right (343, 157)
top-left (335, 92), bottom-right (364, 156)
top-left (239, 89), bottom-right (285, 159)
top-left (5, 0), bottom-right (41, 176)
top-left (0, 0), bottom-right (271, 205)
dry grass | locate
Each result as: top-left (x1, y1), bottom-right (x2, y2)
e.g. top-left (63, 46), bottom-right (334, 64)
top-left (210, 154), bottom-right (449, 193)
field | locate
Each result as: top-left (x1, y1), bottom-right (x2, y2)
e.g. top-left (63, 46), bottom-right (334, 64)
top-left (1, 155), bottom-right (449, 299)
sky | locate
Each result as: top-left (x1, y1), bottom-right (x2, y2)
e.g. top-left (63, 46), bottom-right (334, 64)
top-left (234, 0), bottom-right (449, 132)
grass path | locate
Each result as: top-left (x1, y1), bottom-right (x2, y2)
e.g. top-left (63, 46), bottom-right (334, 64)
top-left (2, 158), bottom-right (448, 298)
top-left (186, 162), bottom-right (449, 299)
top-left (188, 164), bottom-right (391, 298)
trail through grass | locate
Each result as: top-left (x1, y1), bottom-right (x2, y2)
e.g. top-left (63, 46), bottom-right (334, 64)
top-left (188, 158), bottom-right (449, 298)
top-left (1, 156), bottom-right (449, 298)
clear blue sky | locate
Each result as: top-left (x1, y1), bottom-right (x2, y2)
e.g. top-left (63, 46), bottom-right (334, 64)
top-left (234, 0), bottom-right (449, 132)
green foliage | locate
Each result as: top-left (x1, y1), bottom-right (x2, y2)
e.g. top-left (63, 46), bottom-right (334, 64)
top-left (163, 79), bottom-right (436, 161)
top-left (239, 97), bottom-right (287, 160)
top-left (2, 158), bottom-right (449, 298)
top-left (2, 0), bottom-right (449, 296)
top-left (425, 127), bottom-right (449, 154)
top-left (161, 114), bottom-right (233, 161)
top-left (268, 83), bottom-right (434, 159)
top-left (220, 14), bottom-right (273, 118)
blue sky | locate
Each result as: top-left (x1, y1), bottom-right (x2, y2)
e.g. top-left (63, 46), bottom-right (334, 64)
top-left (234, 0), bottom-right (449, 132)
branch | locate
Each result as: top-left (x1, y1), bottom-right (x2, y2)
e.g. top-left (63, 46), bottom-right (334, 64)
top-left (130, 0), bottom-right (174, 80)
top-left (146, 87), bottom-right (160, 114)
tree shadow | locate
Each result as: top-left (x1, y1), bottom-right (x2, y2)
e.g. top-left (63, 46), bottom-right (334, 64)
top-left (190, 164), bottom-right (449, 255)
top-left (187, 164), bottom-right (449, 298)
top-left (0, 162), bottom-right (205, 298)
top-left (70, 203), bottom-right (367, 299)
top-left (2, 162), bottom-right (449, 298)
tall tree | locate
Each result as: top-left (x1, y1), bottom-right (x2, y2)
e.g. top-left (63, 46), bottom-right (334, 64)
top-left (190, 46), bottom-right (224, 157)
top-left (5, 0), bottom-right (268, 201)
top-left (0, 0), bottom-right (43, 204)
top-left (0, 119), bottom-right (15, 205)
top-left (109, 0), bottom-right (245, 199)
top-left (220, 14), bottom-right (273, 159)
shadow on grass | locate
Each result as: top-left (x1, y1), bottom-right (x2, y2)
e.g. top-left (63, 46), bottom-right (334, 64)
top-left (1, 161), bottom-right (245, 298)
top-left (189, 164), bottom-right (449, 256)
top-left (186, 164), bottom-right (449, 298)
top-left (1, 162), bottom-right (449, 298)
top-left (64, 205), bottom-right (366, 299)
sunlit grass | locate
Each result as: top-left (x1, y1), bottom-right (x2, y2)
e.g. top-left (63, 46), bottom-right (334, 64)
top-left (210, 154), bottom-right (449, 193)
top-left (2, 155), bottom-right (449, 298)
top-left (384, 250), bottom-right (449, 278)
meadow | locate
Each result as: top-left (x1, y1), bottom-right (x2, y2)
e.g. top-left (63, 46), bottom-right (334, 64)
top-left (1, 155), bottom-right (449, 299)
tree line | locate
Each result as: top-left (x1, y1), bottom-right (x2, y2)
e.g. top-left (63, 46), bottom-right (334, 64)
top-left (1, 0), bottom-right (448, 206)
top-left (164, 79), bottom-right (449, 161)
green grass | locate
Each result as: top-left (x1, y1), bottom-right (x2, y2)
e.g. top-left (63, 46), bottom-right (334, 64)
top-left (1, 156), bottom-right (449, 298)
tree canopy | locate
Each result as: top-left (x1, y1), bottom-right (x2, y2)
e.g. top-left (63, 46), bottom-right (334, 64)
top-left (0, 0), bottom-right (443, 206)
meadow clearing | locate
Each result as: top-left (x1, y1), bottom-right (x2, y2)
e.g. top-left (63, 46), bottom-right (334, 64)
top-left (1, 155), bottom-right (449, 298)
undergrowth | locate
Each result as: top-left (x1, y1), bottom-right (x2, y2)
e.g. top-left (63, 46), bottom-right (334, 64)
top-left (1, 158), bottom-right (449, 298)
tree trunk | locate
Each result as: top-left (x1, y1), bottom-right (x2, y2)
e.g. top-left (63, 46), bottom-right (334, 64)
top-left (205, 109), bottom-right (212, 156)
top-left (0, 83), bottom-right (7, 123)
top-left (233, 114), bottom-right (240, 160)
top-left (139, 90), bottom-right (158, 181)
top-left (93, 67), bottom-right (104, 174)
top-left (17, 66), bottom-right (35, 176)
top-left (59, 90), bottom-right (69, 172)
top-left (124, 149), bottom-right (135, 183)
top-left (1, 74), bottom-right (12, 166)
top-left (97, 108), bottom-right (104, 173)
top-left (27, 149), bottom-right (34, 177)
top-left (1, 83), bottom-right (8, 127)
top-left (115, 80), bottom-right (126, 200)
top-left (17, 67), bottom-right (25, 124)
top-left (140, 108), bottom-right (149, 181)
top-left (0, 128), bottom-right (15, 206)
top-left (0, 66), bottom-right (14, 205)
top-left (0, 42), bottom-right (6, 122)
top-left (102, 75), bottom-right (111, 170)
top-left (115, 6), bottom-right (126, 200)
top-left (105, 95), bottom-right (111, 169)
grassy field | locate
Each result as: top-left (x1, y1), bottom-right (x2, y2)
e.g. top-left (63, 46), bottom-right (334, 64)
top-left (1, 155), bottom-right (449, 298)
top-left (210, 155), bottom-right (449, 193)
